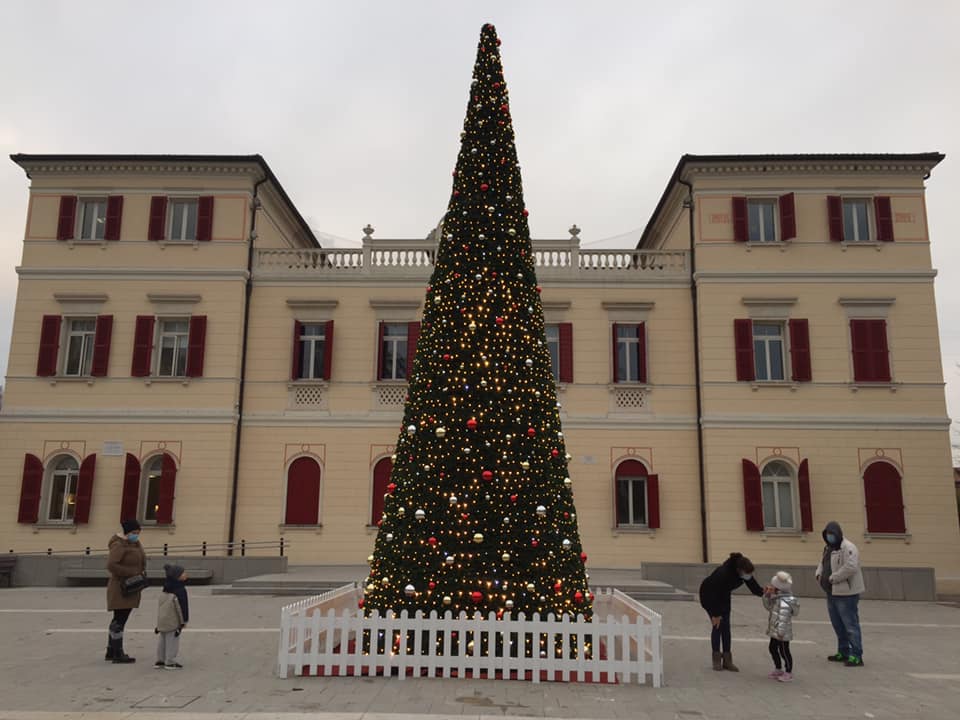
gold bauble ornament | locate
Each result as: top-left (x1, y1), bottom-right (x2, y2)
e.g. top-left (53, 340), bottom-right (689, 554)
top-left (435, 427), bottom-right (447, 438)
top-left (443, 595), bottom-right (452, 605)
top-left (473, 533), bottom-right (484, 543)
top-left (445, 555), bottom-right (455, 565)
top-left (526, 583), bottom-right (536, 592)
top-left (520, 461), bottom-right (530, 470)
top-left (502, 552), bottom-right (511, 561)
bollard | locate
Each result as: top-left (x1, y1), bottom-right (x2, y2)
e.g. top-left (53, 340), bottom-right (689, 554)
top-left (202, 541), bottom-right (207, 557)
top-left (47, 548), bottom-right (52, 556)
top-left (85, 547), bottom-right (90, 555)
top-left (241, 539), bottom-right (246, 557)
top-left (280, 537), bottom-right (285, 557)
top-left (163, 543), bottom-right (168, 556)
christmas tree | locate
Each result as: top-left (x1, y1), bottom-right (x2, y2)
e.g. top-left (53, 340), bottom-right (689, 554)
top-left (362, 23), bottom-right (592, 622)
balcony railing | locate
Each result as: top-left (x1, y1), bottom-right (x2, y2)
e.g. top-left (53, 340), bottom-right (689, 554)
top-left (254, 237), bottom-right (689, 282)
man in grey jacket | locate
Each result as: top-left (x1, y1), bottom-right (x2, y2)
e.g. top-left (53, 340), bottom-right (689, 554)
top-left (816, 520), bottom-right (866, 667)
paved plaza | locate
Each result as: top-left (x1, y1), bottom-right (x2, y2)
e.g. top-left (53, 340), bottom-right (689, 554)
top-left (0, 584), bottom-right (958, 720)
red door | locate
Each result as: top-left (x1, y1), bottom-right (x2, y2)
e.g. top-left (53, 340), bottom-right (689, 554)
top-left (285, 457), bottom-right (321, 525)
top-left (371, 457), bottom-right (393, 526)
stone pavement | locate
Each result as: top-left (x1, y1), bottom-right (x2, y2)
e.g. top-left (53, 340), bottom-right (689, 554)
top-left (0, 585), bottom-right (958, 720)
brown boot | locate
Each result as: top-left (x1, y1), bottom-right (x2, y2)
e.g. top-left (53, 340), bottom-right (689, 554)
top-left (721, 652), bottom-right (739, 671)
top-left (712, 651), bottom-right (723, 671)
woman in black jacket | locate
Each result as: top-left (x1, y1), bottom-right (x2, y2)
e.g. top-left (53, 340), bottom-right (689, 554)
top-left (699, 552), bottom-right (764, 671)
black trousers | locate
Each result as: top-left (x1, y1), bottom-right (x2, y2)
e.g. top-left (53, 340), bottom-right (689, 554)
top-left (709, 611), bottom-right (731, 653)
top-left (769, 638), bottom-right (793, 672)
top-left (108, 608), bottom-right (133, 642)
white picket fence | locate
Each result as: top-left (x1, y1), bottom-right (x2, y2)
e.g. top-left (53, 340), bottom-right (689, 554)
top-left (277, 586), bottom-right (662, 686)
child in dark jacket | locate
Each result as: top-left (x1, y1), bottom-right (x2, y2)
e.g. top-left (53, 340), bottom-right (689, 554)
top-left (155, 564), bottom-right (189, 669)
top-left (699, 552), bottom-right (764, 671)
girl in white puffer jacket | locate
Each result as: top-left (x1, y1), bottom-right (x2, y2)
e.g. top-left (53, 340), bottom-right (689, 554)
top-left (763, 571), bottom-right (800, 682)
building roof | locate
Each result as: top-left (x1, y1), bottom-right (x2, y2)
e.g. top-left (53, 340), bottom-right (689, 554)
top-left (638, 152), bottom-right (946, 249)
top-left (9, 153), bottom-right (319, 248)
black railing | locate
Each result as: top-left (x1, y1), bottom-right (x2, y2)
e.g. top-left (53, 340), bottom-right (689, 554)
top-left (7, 538), bottom-right (286, 558)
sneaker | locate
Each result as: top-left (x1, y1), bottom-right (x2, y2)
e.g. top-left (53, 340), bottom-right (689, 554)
top-left (777, 672), bottom-right (794, 682)
top-left (163, 662), bottom-right (183, 670)
top-left (154, 661), bottom-right (165, 668)
top-left (827, 652), bottom-right (846, 662)
top-left (844, 656), bottom-right (864, 667)
top-left (768, 669), bottom-right (784, 679)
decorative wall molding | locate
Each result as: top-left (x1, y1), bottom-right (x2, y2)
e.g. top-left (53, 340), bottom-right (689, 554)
top-left (54, 293), bottom-right (109, 305)
top-left (838, 297), bottom-right (896, 307)
top-left (286, 299), bottom-right (339, 310)
top-left (147, 293), bottom-right (202, 305)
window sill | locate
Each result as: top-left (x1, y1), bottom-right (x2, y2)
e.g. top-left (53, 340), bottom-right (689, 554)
top-left (863, 532), bottom-right (911, 544)
top-left (612, 526), bottom-right (656, 537)
top-left (840, 241), bottom-right (884, 251)
top-left (31, 522), bottom-right (79, 533)
top-left (144, 377), bottom-right (191, 387)
top-left (849, 382), bottom-right (899, 393)
top-left (760, 529), bottom-right (808, 541)
top-left (157, 239), bottom-right (201, 251)
top-left (66, 239), bottom-right (108, 250)
top-left (288, 380), bottom-right (329, 388)
top-left (140, 523), bottom-right (176, 534)
top-left (48, 376), bottom-right (96, 387)
top-left (745, 240), bottom-right (789, 252)
top-left (279, 524), bottom-right (323, 534)
top-left (750, 381), bottom-right (799, 392)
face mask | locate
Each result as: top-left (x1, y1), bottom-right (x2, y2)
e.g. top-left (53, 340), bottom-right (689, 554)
top-left (826, 533), bottom-right (838, 545)
top-left (127, 533), bottom-right (140, 543)
top-left (740, 574), bottom-right (752, 581)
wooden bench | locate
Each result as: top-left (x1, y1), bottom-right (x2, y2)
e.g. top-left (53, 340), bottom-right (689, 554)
top-left (0, 555), bottom-right (15, 587)
top-left (60, 568), bottom-right (214, 585)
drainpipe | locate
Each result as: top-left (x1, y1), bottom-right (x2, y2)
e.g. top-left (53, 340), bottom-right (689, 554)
top-left (678, 177), bottom-right (709, 564)
top-left (227, 175), bottom-right (267, 555)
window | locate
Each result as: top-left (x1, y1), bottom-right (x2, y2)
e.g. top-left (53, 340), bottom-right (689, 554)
top-left (748, 199), bottom-right (778, 242)
top-left (78, 199), bottom-right (107, 241)
top-left (378, 322), bottom-right (420, 381)
top-left (297, 324), bottom-right (328, 380)
top-left (864, 461), bottom-right (906, 534)
top-left (63, 318), bottom-right (96, 376)
top-left (753, 322), bottom-right (786, 381)
top-left (614, 323), bottom-right (646, 383)
top-left (545, 324), bottom-right (560, 381)
top-left (850, 319), bottom-right (891, 382)
top-left (157, 320), bottom-right (189, 377)
top-left (615, 459), bottom-right (647, 527)
top-left (46, 455), bottom-right (79, 523)
top-left (371, 457), bottom-right (393, 526)
top-left (141, 455), bottom-right (164, 523)
top-left (168, 199), bottom-right (198, 241)
top-left (843, 199), bottom-right (871, 242)
top-left (284, 457), bottom-right (321, 525)
top-left (761, 461), bottom-right (795, 529)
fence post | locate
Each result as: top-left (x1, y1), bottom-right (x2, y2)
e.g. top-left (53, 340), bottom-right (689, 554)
top-left (202, 541), bottom-right (207, 557)
top-left (241, 539), bottom-right (246, 557)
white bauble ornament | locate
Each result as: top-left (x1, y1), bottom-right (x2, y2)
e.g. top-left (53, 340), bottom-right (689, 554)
top-left (443, 595), bottom-right (452, 605)
top-left (505, 599), bottom-right (514, 609)
top-left (407, 425), bottom-right (416, 436)
top-left (404, 584), bottom-right (416, 597)
top-left (414, 509), bottom-right (426, 521)
top-left (435, 427), bottom-right (446, 438)
top-left (563, 478), bottom-right (572, 488)
top-left (434, 295), bottom-right (441, 304)
top-left (503, 516), bottom-right (511, 525)
top-left (526, 583), bottom-right (536, 592)
top-left (449, 495), bottom-right (458, 505)
top-left (445, 555), bottom-right (455, 565)
top-left (525, 359), bottom-right (533, 367)
top-left (562, 539), bottom-right (572, 550)
top-left (536, 505), bottom-right (547, 517)
top-left (386, 533), bottom-right (394, 541)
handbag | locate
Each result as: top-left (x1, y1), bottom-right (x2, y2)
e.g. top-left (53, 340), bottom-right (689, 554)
top-left (121, 573), bottom-right (149, 596)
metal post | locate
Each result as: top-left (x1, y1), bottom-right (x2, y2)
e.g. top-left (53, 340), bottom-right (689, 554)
top-left (202, 541), bottom-right (207, 557)
top-left (47, 548), bottom-right (52, 556)
top-left (163, 543), bottom-right (168, 556)
top-left (280, 537), bottom-right (285, 557)
top-left (85, 546), bottom-right (90, 555)
top-left (241, 539), bottom-right (246, 557)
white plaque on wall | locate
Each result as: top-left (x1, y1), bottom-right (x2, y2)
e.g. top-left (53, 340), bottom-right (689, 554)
top-left (103, 441), bottom-right (124, 456)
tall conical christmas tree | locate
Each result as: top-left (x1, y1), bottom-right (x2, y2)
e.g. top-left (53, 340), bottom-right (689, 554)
top-left (362, 23), bottom-right (592, 622)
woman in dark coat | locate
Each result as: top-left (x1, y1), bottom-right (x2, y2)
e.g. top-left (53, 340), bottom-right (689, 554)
top-left (105, 519), bottom-right (147, 664)
top-left (699, 552), bottom-right (764, 671)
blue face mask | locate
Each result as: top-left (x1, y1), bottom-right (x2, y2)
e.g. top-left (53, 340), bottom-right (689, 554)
top-left (826, 533), bottom-right (838, 545)
top-left (740, 574), bottom-right (752, 581)
top-left (127, 533), bottom-right (139, 543)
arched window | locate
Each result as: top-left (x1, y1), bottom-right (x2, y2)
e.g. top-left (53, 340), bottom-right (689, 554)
top-left (46, 455), bottom-right (79, 523)
top-left (615, 459), bottom-right (648, 527)
top-left (761, 460), bottom-right (795, 529)
top-left (864, 461), bottom-right (906, 534)
top-left (140, 453), bottom-right (177, 525)
top-left (371, 457), bottom-right (393, 526)
top-left (285, 456), bottom-right (321, 525)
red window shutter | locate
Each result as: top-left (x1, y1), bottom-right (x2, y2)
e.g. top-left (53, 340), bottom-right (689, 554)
top-left (155, 454), bottom-right (177, 525)
top-left (36, 315), bottom-right (62, 377)
top-left (186, 315), bottom-right (207, 378)
top-left (636, 322), bottom-right (648, 384)
top-left (371, 457), bottom-right (393, 525)
top-left (196, 196), bottom-right (214, 242)
top-left (734, 319), bottom-right (755, 381)
top-left (827, 196), bottom-right (844, 242)
top-left (90, 315), bottom-right (113, 377)
top-left (864, 462), bottom-right (906, 533)
top-left (377, 322), bottom-right (386, 380)
top-left (646, 473), bottom-right (660, 529)
top-left (291, 320), bottom-right (304, 380)
top-left (322, 320), bottom-right (334, 381)
top-left (17, 453), bottom-right (44, 523)
top-left (131, 316), bottom-right (155, 377)
top-left (75, 454), bottom-right (97, 524)
top-left (148, 196), bottom-right (167, 241)
top-left (57, 196), bottom-right (77, 241)
top-left (120, 453), bottom-right (141, 523)
top-left (611, 324), bottom-right (621, 383)
top-left (798, 458), bottom-right (813, 532)
top-left (851, 319), bottom-right (889, 382)
top-left (742, 459), bottom-right (764, 531)
top-left (285, 457), bottom-right (321, 525)
top-left (875, 196), bottom-right (894, 242)
top-left (104, 196), bottom-right (123, 241)
top-left (558, 322), bottom-right (574, 384)
top-left (870, 319), bottom-right (891, 382)
top-left (406, 321), bottom-right (421, 380)
top-left (732, 196), bottom-right (748, 242)
top-left (788, 318), bottom-right (812, 382)
top-left (779, 192), bottom-right (797, 241)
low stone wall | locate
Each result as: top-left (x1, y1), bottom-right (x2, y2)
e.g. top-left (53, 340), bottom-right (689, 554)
top-left (7, 554), bottom-right (288, 587)
top-left (640, 562), bottom-right (936, 601)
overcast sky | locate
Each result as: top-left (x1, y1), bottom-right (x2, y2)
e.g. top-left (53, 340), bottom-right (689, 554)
top-left (2, 0), bottom-right (959, 450)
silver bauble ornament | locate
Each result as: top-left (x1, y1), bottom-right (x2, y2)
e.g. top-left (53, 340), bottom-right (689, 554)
top-left (536, 505), bottom-right (547, 516)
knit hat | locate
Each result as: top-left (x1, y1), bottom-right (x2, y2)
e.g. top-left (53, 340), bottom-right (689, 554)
top-left (771, 571), bottom-right (793, 591)
top-left (164, 564), bottom-right (185, 580)
top-left (121, 519), bottom-right (141, 535)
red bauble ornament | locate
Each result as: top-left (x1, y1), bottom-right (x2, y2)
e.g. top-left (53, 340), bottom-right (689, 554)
top-left (495, 316), bottom-right (504, 325)
top-left (500, 103), bottom-right (509, 112)
top-left (564, 512), bottom-right (570, 519)
top-left (497, 609), bottom-right (504, 619)
top-left (480, 183), bottom-right (489, 192)
top-left (482, 470), bottom-right (494, 481)
top-left (498, 120), bottom-right (505, 126)
top-left (471, 591), bottom-right (483, 604)
top-left (527, 427), bottom-right (536, 437)
top-left (551, 449), bottom-right (559, 457)
top-left (358, 598), bottom-right (365, 608)
top-left (589, 592), bottom-right (595, 601)
top-left (462, 244), bottom-right (469, 250)
top-left (439, 472), bottom-right (445, 478)
top-left (500, 156), bottom-right (507, 162)
top-left (574, 591), bottom-right (584, 603)
top-left (493, 81), bottom-right (500, 88)
top-left (491, 271), bottom-right (497, 277)
top-left (554, 581), bottom-right (563, 593)
top-left (580, 552), bottom-right (588, 563)
top-left (496, 38), bottom-right (502, 46)
top-left (461, 512), bottom-right (470, 519)
top-left (443, 354), bottom-right (451, 360)
top-left (377, 519), bottom-right (383, 527)
top-left (454, 272), bottom-right (460, 278)
top-left (535, 285), bottom-right (542, 293)
top-left (428, 581), bottom-right (436, 590)
top-left (523, 209), bottom-right (530, 217)
top-left (510, 494), bottom-right (518, 503)
top-left (453, 190), bottom-right (460, 197)
top-left (386, 482), bottom-right (397, 494)
top-left (531, 539), bottom-right (539, 547)
top-left (467, 418), bottom-right (478, 430)
top-left (428, 536), bottom-right (438, 546)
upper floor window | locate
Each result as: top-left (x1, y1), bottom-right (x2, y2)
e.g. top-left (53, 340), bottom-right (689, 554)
top-left (545, 322), bottom-right (573, 384)
top-left (761, 460), bottom-right (795, 529)
top-left (148, 196), bottom-right (213, 242)
top-left (169, 199), bottom-right (198, 242)
top-left (843, 199), bottom-right (871, 242)
top-left (377, 322), bottom-right (419, 382)
top-left (753, 322), bottom-right (785, 381)
top-left (850, 318), bottom-right (891, 382)
top-left (613, 323), bottom-right (647, 383)
top-left (828, 195), bottom-right (894, 243)
top-left (748, 199), bottom-right (778, 242)
top-left (157, 319), bottom-right (190, 377)
top-left (64, 318), bottom-right (96, 377)
top-left (545, 324), bottom-right (560, 381)
top-left (297, 324), bottom-right (328, 380)
top-left (131, 315), bottom-right (206, 378)
top-left (46, 455), bottom-right (80, 523)
top-left (79, 199), bottom-right (107, 241)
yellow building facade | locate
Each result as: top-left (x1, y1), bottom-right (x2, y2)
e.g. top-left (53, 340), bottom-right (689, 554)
top-left (2, 152), bottom-right (958, 593)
